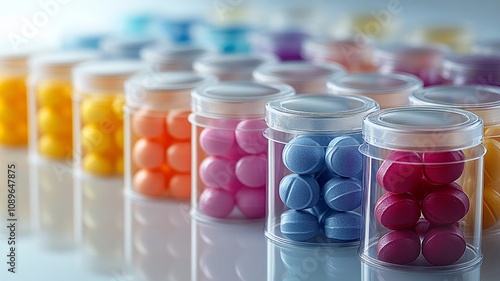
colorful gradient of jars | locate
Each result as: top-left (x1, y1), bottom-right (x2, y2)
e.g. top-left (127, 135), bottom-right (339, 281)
top-left (0, 51), bottom-right (29, 147)
top-left (28, 51), bottom-right (99, 160)
top-left (124, 71), bottom-right (217, 199)
top-left (72, 60), bottom-right (144, 177)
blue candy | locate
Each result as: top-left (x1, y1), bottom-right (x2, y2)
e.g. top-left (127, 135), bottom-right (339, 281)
top-left (325, 136), bottom-right (362, 178)
top-left (280, 210), bottom-right (319, 242)
top-left (314, 166), bottom-right (337, 188)
top-left (283, 136), bottom-right (325, 175)
top-left (279, 174), bottom-right (320, 210)
top-left (323, 177), bottom-right (362, 211)
top-left (306, 197), bottom-right (330, 220)
top-left (323, 211), bottom-right (361, 241)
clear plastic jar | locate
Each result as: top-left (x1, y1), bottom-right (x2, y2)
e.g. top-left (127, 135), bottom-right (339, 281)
top-left (442, 54), bottom-right (500, 86)
top-left (194, 23), bottom-right (251, 54)
top-left (72, 60), bottom-right (145, 178)
top-left (194, 53), bottom-right (276, 81)
top-left (265, 94), bottom-right (379, 245)
top-left (0, 51), bottom-right (29, 147)
top-left (250, 30), bottom-right (308, 61)
top-left (140, 43), bottom-right (210, 71)
top-left (253, 61), bottom-right (346, 94)
top-left (373, 44), bottom-right (449, 86)
top-left (327, 73), bottom-right (423, 109)
top-left (302, 38), bottom-right (375, 73)
top-left (409, 84), bottom-right (500, 235)
top-left (124, 72), bottom-right (217, 199)
top-left (29, 51), bottom-right (99, 160)
top-left (190, 81), bottom-right (295, 221)
top-left (99, 36), bottom-right (158, 59)
top-left (359, 107), bottom-right (485, 269)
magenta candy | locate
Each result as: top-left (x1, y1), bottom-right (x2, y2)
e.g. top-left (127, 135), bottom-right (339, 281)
top-left (200, 128), bottom-right (235, 156)
top-left (199, 188), bottom-right (235, 218)
top-left (236, 187), bottom-right (266, 219)
top-left (422, 182), bottom-right (469, 226)
top-left (377, 151), bottom-right (423, 193)
top-left (235, 119), bottom-right (268, 154)
top-left (374, 192), bottom-right (421, 230)
top-left (235, 154), bottom-right (267, 188)
top-left (200, 156), bottom-right (236, 188)
top-left (408, 177), bottom-right (436, 202)
top-left (422, 225), bottom-right (466, 266)
top-left (377, 230), bottom-right (421, 265)
top-left (413, 218), bottom-right (433, 238)
top-left (423, 150), bottom-right (465, 184)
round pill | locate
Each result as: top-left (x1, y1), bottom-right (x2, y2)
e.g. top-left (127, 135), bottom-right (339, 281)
top-left (323, 177), bottom-right (362, 211)
top-left (166, 142), bottom-right (191, 173)
top-left (81, 123), bottom-right (113, 153)
top-left (236, 186), bottom-right (266, 219)
top-left (200, 128), bottom-right (235, 156)
top-left (483, 139), bottom-right (500, 188)
top-left (38, 134), bottom-right (69, 159)
top-left (38, 106), bottom-right (72, 135)
top-left (483, 186), bottom-right (500, 229)
top-left (376, 150), bottom-right (423, 193)
top-left (199, 187), bottom-right (235, 218)
top-left (235, 154), bottom-right (267, 188)
top-left (423, 150), bottom-right (465, 184)
top-left (377, 230), bottom-right (421, 265)
top-left (36, 81), bottom-right (71, 106)
top-left (408, 177), bottom-right (436, 202)
top-left (169, 174), bottom-right (191, 200)
top-left (422, 226), bottom-right (466, 266)
top-left (422, 182), bottom-right (469, 226)
top-left (280, 210), bottom-right (320, 242)
top-left (80, 96), bottom-right (114, 124)
top-left (199, 156), bottom-right (236, 188)
top-left (279, 174), bottom-right (320, 210)
top-left (133, 138), bottom-right (165, 169)
top-left (374, 192), bottom-right (421, 230)
top-left (323, 211), bottom-right (361, 241)
top-left (166, 110), bottom-right (191, 140)
top-left (133, 169), bottom-right (167, 197)
top-left (306, 198), bottom-right (330, 222)
top-left (325, 136), bottom-right (362, 178)
top-left (235, 119), bottom-right (267, 154)
top-left (82, 152), bottom-right (113, 175)
top-left (283, 136), bottom-right (325, 175)
top-left (132, 110), bottom-right (166, 138)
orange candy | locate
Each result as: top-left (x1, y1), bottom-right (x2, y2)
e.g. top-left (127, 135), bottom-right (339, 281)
top-left (133, 169), bottom-right (168, 197)
top-left (169, 174), bottom-right (191, 200)
top-left (132, 110), bottom-right (166, 138)
top-left (133, 138), bottom-right (165, 169)
top-left (166, 110), bottom-right (191, 140)
top-left (166, 142), bottom-right (191, 173)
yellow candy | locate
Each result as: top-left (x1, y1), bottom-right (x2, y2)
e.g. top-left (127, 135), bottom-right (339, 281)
top-left (112, 97), bottom-right (125, 120)
top-left (38, 134), bottom-right (70, 159)
top-left (37, 106), bottom-right (72, 135)
top-left (115, 156), bottom-right (124, 175)
top-left (82, 152), bottom-right (113, 175)
top-left (81, 123), bottom-right (113, 154)
top-left (36, 81), bottom-right (71, 107)
top-left (81, 96), bottom-right (114, 124)
top-left (0, 77), bottom-right (26, 102)
top-left (484, 138), bottom-right (500, 189)
top-left (114, 126), bottom-right (123, 149)
top-left (483, 187), bottom-right (500, 229)
top-left (0, 102), bottom-right (18, 122)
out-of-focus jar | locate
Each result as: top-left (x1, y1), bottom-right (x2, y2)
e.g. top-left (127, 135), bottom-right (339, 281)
top-left (410, 24), bottom-right (474, 54)
top-left (442, 54), bottom-right (500, 86)
top-left (194, 53), bottom-right (276, 81)
top-left (250, 30), bottom-right (308, 61)
top-left (140, 43), bottom-right (211, 71)
top-left (100, 36), bottom-right (158, 59)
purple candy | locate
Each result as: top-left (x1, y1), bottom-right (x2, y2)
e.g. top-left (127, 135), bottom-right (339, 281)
top-left (423, 150), bottom-right (465, 184)
top-left (377, 230), bottom-right (421, 265)
top-left (422, 225), bottom-right (466, 266)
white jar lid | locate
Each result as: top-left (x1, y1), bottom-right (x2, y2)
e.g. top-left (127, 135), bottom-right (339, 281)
top-left (30, 50), bottom-right (99, 79)
top-left (140, 44), bottom-right (210, 65)
top-left (253, 61), bottom-right (346, 84)
top-left (193, 54), bottom-right (276, 75)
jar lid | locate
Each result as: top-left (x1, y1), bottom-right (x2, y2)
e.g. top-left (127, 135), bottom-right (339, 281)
top-left (362, 107), bottom-right (483, 151)
top-left (125, 71), bottom-right (217, 109)
top-left (410, 85), bottom-right (500, 126)
top-left (191, 81), bottom-right (294, 118)
top-left (30, 50), bottom-right (99, 79)
top-left (443, 54), bottom-right (500, 75)
top-left (327, 73), bottom-right (423, 108)
top-left (193, 54), bottom-right (276, 75)
top-left (73, 60), bottom-right (145, 93)
top-left (302, 37), bottom-right (373, 60)
top-left (140, 44), bottom-right (209, 65)
top-left (99, 36), bottom-right (158, 58)
top-left (253, 61), bottom-right (346, 84)
top-left (266, 94), bottom-right (379, 133)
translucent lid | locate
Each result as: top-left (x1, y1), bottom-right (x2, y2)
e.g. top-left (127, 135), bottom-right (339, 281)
top-left (29, 50), bottom-right (99, 79)
top-left (443, 54), bottom-right (500, 75)
top-left (409, 85), bottom-right (500, 126)
top-left (73, 60), bottom-right (145, 93)
top-left (100, 36), bottom-right (158, 58)
top-left (193, 54), bottom-right (276, 74)
top-left (373, 43), bottom-right (448, 66)
top-left (125, 71), bottom-right (217, 110)
top-left (302, 37), bottom-right (373, 60)
top-left (191, 81), bottom-right (294, 118)
top-left (363, 107), bottom-right (483, 151)
top-left (266, 94), bottom-right (379, 134)
top-left (140, 44), bottom-right (209, 65)
top-left (327, 73), bottom-right (423, 108)
top-left (253, 61), bottom-right (346, 84)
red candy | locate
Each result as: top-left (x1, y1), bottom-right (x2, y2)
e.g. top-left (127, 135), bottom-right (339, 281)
top-left (377, 151), bottom-right (423, 193)
top-left (422, 225), bottom-right (466, 266)
top-left (423, 151), bottom-right (465, 184)
top-left (377, 230), bottom-right (421, 265)
top-left (422, 182), bottom-right (469, 226)
top-left (374, 192), bottom-right (421, 230)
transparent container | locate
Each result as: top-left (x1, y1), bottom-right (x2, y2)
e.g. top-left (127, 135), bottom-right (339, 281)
top-left (193, 53), bottom-right (276, 81)
top-left (473, 40), bottom-right (500, 56)
top-left (302, 37), bottom-right (375, 73)
top-left (359, 107), bottom-right (485, 269)
top-left (253, 62), bottom-right (346, 94)
top-left (0, 51), bottom-right (29, 147)
top-left (327, 73), bottom-right (423, 109)
top-left (99, 36), bottom-right (158, 59)
top-left (29, 51), bottom-right (99, 160)
top-left (124, 72), bottom-right (217, 199)
top-left (190, 81), bottom-right (295, 221)
top-left (250, 30), bottom-right (308, 61)
top-left (72, 60), bottom-right (145, 178)
top-left (442, 54), bottom-right (500, 86)
top-left (265, 94), bottom-right (379, 245)
top-left (409, 84), bottom-right (500, 235)
top-left (373, 44), bottom-right (449, 86)
top-left (140, 43), bottom-right (211, 71)
top-left (194, 23), bottom-right (251, 54)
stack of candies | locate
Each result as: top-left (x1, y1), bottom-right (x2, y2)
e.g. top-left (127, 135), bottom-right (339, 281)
top-left (279, 134), bottom-right (363, 242)
top-left (375, 149), bottom-right (470, 266)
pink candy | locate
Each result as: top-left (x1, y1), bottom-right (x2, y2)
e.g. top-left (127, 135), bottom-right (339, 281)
top-left (200, 156), bottom-right (236, 188)
top-left (199, 188), bottom-right (235, 218)
top-left (235, 154), bottom-right (267, 188)
top-left (236, 187), bottom-right (266, 219)
top-left (200, 128), bottom-right (235, 156)
top-left (422, 225), bottom-right (466, 266)
top-left (374, 192), bottom-right (421, 230)
top-left (423, 151), bottom-right (465, 184)
top-left (377, 151), bottom-right (423, 194)
top-left (235, 120), bottom-right (268, 154)
top-left (377, 230), bottom-right (421, 265)
top-left (422, 182), bottom-right (469, 226)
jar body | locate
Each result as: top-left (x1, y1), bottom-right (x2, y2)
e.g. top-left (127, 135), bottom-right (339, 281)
top-left (483, 124), bottom-right (500, 234)
top-left (0, 74), bottom-right (28, 147)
